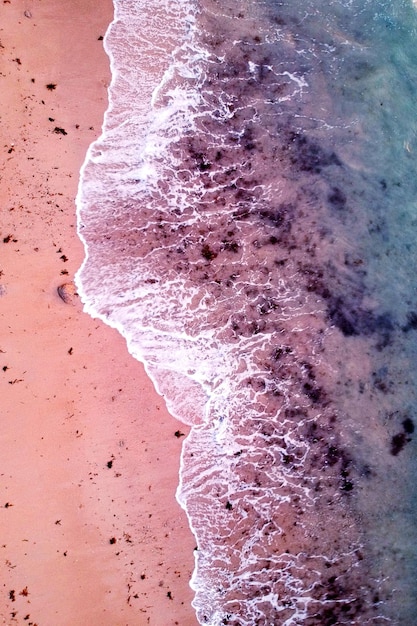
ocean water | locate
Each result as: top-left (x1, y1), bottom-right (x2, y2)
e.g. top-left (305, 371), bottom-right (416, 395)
top-left (76, 0), bottom-right (417, 623)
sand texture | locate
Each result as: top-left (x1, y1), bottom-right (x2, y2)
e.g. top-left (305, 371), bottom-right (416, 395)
top-left (0, 1), bottom-right (196, 624)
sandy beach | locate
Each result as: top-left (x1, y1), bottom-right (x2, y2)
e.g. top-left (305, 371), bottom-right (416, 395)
top-left (0, 1), bottom-right (196, 624)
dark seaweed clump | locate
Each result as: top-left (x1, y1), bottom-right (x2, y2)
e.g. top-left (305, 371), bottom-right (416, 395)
top-left (325, 445), bottom-right (354, 492)
top-left (328, 186), bottom-right (347, 211)
top-left (286, 131), bottom-right (342, 174)
top-left (326, 297), bottom-right (391, 341)
top-left (402, 311), bottom-right (417, 332)
top-left (390, 416), bottom-right (414, 455)
top-left (301, 265), bottom-right (394, 343)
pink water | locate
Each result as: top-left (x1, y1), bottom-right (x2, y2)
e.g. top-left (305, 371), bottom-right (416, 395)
top-left (76, 0), bottom-right (417, 623)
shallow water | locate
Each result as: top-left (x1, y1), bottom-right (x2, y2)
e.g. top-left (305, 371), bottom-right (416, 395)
top-left (76, 0), bottom-right (417, 623)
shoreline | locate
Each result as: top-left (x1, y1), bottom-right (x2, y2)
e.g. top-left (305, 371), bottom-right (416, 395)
top-left (0, 1), bottom-right (197, 624)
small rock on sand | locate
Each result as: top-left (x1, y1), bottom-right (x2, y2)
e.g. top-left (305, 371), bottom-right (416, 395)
top-left (57, 282), bottom-right (78, 305)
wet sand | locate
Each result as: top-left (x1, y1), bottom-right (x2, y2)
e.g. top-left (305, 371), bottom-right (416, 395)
top-left (0, 1), bottom-right (196, 624)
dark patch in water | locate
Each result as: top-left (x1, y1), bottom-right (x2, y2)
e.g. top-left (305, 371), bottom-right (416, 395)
top-left (327, 298), bottom-right (372, 337)
top-left (339, 452), bottom-right (354, 492)
top-left (390, 416), bottom-right (414, 455)
top-left (299, 265), bottom-right (393, 343)
top-left (403, 417), bottom-right (415, 434)
top-left (221, 239), bottom-right (240, 253)
top-left (286, 131), bottom-right (342, 174)
top-left (390, 432), bottom-right (408, 456)
top-left (201, 244), bottom-right (218, 261)
top-left (311, 596), bottom-right (365, 626)
top-left (326, 297), bottom-right (393, 345)
top-left (303, 382), bottom-right (322, 403)
top-left (258, 206), bottom-right (287, 228)
top-left (272, 346), bottom-right (292, 360)
top-left (372, 367), bottom-right (392, 393)
top-left (326, 445), bottom-right (341, 467)
top-left (328, 186), bottom-right (347, 211)
top-left (402, 311), bottom-right (417, 332)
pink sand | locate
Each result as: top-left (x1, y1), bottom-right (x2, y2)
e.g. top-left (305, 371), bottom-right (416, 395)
top-left (0, 1), bottom-right (196, 624)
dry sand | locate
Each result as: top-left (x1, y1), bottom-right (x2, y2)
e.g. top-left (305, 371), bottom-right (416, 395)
top-left (0, 1), bottom-right (196, 624)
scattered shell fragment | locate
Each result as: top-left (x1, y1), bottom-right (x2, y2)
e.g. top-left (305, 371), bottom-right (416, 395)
top-left (24, 10), bottom-right (32, 18)
top-left (57, 282), bottom-right (78, 305)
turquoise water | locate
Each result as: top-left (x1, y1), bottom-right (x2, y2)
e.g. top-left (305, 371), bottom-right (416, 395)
top-left (76, 0), bottom-right (417, 622)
